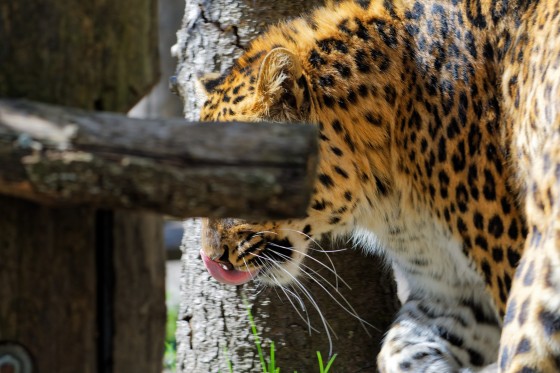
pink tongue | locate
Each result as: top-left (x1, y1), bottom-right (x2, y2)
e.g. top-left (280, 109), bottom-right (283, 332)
top-left (201, 251), bottom-right (258, 285)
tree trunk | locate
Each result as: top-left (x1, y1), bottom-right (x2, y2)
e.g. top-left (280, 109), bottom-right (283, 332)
top-left (175, 1), bottom-right (401, 372)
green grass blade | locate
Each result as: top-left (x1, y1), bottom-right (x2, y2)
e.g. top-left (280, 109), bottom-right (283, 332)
top-left (241, 295), bottom-right (339, 373)
top-left (244, 299), bottom-right (268, 373)
top-left (269, 341), bottom-right (276, 373)
top-left (323, 354), bottom-right (337, 373)
top-left (223, 347), bottom-right (234, 373)
top-left (228, 358), bottom-right (234, 373)
top-left (316, 351), bottom-right (325, 372)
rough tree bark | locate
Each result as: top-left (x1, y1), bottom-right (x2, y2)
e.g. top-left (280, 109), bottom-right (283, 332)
top-left (175, 1), bottom-right (401, 372)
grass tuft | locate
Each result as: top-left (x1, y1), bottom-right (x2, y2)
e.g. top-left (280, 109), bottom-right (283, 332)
top-left (244, 299), bottom-right (337, 373)
top-left (172, 296), bottom-right (338, 373)
top-left (164, 299), bottom-right (179, 371)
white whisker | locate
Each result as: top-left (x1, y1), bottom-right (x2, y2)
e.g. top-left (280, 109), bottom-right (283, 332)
top-left (268, 272), bottom-right (320, 335)
top-left (249, 252), bottom-right (336, 356)
top-left (241, 255), bottom-right (260, 283)
top-left (277, 228), bottom-right (344, 289)
top-left (242, 231), bottom-right (379, 356)
top-left (266, 241), bottom-right (352, 291)
top-left (271, 250), bottom-right (377, 335)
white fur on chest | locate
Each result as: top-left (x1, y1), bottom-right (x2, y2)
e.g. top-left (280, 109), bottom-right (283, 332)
top-left (352, 196), bottom-right (490, 303)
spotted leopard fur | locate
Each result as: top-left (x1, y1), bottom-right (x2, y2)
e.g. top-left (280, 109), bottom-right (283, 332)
top-left (197, 0), bottom-right (560, 371)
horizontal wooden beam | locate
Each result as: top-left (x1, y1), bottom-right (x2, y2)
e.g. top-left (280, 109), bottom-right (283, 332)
top-left (0, 100), bottom-right (318, 219)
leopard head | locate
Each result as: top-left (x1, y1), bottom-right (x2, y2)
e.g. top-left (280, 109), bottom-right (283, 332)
top-left (198, 45), bottom-right (325, 286)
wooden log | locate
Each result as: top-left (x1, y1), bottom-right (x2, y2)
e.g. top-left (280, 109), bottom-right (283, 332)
top-left (0, 99), bottom-right (319, 219)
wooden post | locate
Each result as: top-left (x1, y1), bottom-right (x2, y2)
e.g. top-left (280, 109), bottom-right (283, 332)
top-left (0, 197), bottom-right (98, 372)
top-left (0, 0), bottom-right (163, 372)
top-left (0, 0), bottom-right (159, 112)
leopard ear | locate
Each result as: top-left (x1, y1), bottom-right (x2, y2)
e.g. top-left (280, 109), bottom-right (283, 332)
top-left (255, 48), bottom-right (310, 119)
top-left (196, 72), bottom-right (225, 95)
top-left (195, 72), bottom-right (226, 111)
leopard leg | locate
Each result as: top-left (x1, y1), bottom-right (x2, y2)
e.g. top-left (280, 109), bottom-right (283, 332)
top-left (377, 297), bottom-right (501, 373)
top-left (498, 228), bottom-right (560, 372)
top-left (498, 146), bottom-right (560, 372)
top-left (498, 0), bottom-right (560, 370)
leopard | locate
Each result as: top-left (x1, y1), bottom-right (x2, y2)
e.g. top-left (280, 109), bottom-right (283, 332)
top-left (196, 0), bottom-right (560, 371)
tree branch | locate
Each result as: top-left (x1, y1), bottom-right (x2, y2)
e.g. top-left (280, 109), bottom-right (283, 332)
top-left (0, 99), bottom-right (318, 219)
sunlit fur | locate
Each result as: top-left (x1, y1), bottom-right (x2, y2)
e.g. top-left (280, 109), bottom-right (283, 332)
top-left (198, 0), bottom-right (560, 371)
